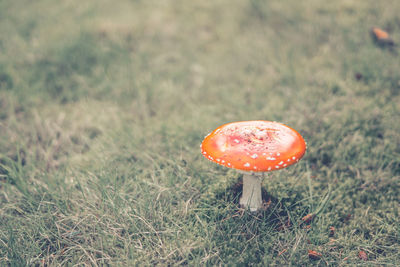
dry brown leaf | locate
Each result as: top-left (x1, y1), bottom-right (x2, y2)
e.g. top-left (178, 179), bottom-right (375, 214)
top-left (278, 249), bottom-right (287, 256)
top-left (371, 27), bottom-right (395, 46)
top-left (308, 249), bottom-right (322, 260)
top-left (277, 218), bottom-right (291, 231)
top-left (301, 213), bottom-right (315, 224)
top-left (358, 250), bottom-right (368, 261)
top-left (329, 226), bottom-right (335, 237)
top-left (262, 198), bottom-right (272, 211)
top-left (372, 27), bottom-right (389, 39)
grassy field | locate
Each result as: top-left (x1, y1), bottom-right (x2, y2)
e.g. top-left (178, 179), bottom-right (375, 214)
top-left (1, 0), bottom-right (400, 265)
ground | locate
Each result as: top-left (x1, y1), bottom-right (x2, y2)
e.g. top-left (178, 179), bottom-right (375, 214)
top-left (0, 0), bottom-right (399, 265)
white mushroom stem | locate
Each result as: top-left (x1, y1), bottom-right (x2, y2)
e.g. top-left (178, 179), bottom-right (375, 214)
top-left (240, 173), bottom-right (263, 212)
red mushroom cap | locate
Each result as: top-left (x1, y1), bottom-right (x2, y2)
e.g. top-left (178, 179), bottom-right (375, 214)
top-left (200, 121), bottom-right (306, 172)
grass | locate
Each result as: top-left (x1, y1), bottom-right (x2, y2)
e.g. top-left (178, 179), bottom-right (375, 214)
top-left (1, 0), bottom-right (400, 265)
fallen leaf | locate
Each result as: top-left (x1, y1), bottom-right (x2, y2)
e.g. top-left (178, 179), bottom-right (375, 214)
top-left (358, 250), bottom-right (368, 261)
top-left (302, 213), bottom-right (315, 224)
top-left (308, 249), bottom-right (322, 260)
top-left (278, 249), bottom-right (287, 256)
top-left (262, 198), bottom-right (272, 210)
top-left (371, 27), bottom-right (395, 46)
top-left (277, 218), bottom-right (291, 231)
top-left (372, 27), bottom-right (389, 39)
top-left (329, 226), bottom-right (335, 237)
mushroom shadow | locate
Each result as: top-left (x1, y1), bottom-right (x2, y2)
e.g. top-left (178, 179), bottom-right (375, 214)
top-left (192, 176), bottom-right (309, 264)
top-left (200, 176), bottom-right (308, 232)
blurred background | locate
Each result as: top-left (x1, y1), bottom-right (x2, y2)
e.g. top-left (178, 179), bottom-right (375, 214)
top-left (1, 0), bottom-right (399, 265)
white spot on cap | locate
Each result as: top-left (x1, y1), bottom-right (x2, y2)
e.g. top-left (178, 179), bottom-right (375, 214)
top-left (216, 159), bottom-right (220, 162)
top-left (242, 129), bottom-right (252, 135)
top-left (266, 157), bottom-right (276, 160)
top-left (283, 164), bottom-right (287, 167)
top-left (279, 161), bottom-right (284, 165)
top-left (253, 166), bottom-right (257, 170)
top-left (254, 130), bottom-right (267, 139)
top-left (202, 151), bottom-right (207, 155)
top-left (268, 167), bottom-right (272, 171)
top-left (251, 154), bottom-right (258, 159)
top-left (244, 162), bottom-right (250, 167)
top-left (227, 163), bottom-right (231, 166)
top-left (277, 152), bottom-right (281, 156)
top-left (208, 156), bottom-right (213, 160)
top-left (262, 153), bottom-right (267, 156)
top-left (221, 160), bottom-right (225, 163)
top-left (234, 139), bottom-right (240, 143)
top-left (287, 159), bottom-right (291, 162)
top-left (275, 166), bottom-right (280, 169)
top-left (292, 156), bottom-right (296, 160)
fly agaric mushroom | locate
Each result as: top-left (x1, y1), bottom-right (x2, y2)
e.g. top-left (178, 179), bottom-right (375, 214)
top-left (201, 121), bottom-right (306, 211)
